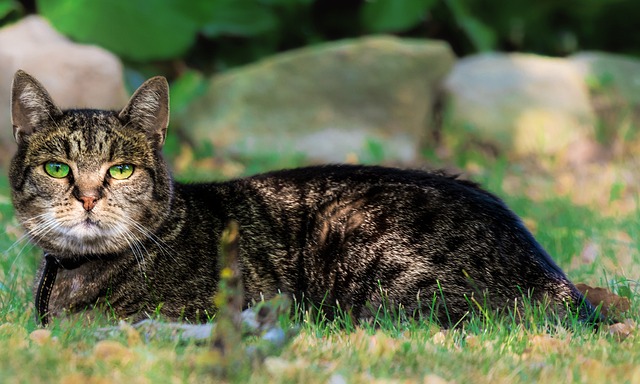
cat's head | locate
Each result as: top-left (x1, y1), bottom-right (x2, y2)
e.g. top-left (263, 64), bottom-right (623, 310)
top-left (9, 70), bottom-right (174, 257)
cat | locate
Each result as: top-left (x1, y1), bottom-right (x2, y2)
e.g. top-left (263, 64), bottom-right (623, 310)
top-left (9, 70), bottom-right (599, 327)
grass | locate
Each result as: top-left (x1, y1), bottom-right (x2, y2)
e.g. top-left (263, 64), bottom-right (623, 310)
top-left (1, 146), bottom-right (639, 383)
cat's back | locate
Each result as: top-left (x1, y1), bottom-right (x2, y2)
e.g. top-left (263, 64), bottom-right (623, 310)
top-left (244, 164), bottom-right (465, 187)
top-left (225, 164), bottom-right (508, 217)
top-left (216, 163), bottom-right (528, 268)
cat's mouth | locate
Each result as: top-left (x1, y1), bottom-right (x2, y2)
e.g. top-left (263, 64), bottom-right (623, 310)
top-left (66, 217), bottom-right (105, 240)
top-left (82, 217), bottom-right (100, 228)
top-left (51, 215), bottom-right (129, 254)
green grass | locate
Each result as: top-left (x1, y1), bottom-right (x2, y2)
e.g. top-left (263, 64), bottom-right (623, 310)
top-left (1, 152), bottom-right (639, 383)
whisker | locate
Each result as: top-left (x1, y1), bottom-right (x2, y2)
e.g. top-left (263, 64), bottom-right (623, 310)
top-left (3, 231), bottom-right (33, 254)
top-left (103, 220), bottom-right (150, 277)
top-left (125, 218), bottom-right (178, 264)
top-left (6, 215), bottom-right (62, 271)
top-left (121, 227), bottom-right (146, 270)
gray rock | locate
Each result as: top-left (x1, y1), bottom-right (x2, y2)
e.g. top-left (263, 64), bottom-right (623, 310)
top-left (179, 36), bottom-right (455, 163)
top-left (443, 53), bottom-right (596, 158)
top-left (570, 52), bottom-right (640, 146)
top-left (0, 16), bottom-right (128, 164)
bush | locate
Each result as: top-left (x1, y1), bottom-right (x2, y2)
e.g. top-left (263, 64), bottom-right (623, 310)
top-left (0, 0), bottom-right (632, 79)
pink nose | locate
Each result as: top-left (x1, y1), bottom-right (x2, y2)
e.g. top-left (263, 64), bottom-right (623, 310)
top-left (79, 196), bottom-right (98, 211)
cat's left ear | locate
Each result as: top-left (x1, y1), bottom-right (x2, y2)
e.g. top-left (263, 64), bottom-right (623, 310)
top-left (118, 76), bottom-right (169, 149)
top-left (11, 70), bottom-right (63, 144)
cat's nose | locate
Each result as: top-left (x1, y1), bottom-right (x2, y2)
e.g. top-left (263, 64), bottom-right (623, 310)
top-left (79, 195), bottom-right (98, 211)
top-left (72, 184), bottom-right (103, 211)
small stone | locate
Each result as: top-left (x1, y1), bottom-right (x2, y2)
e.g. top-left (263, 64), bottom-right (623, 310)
top-left (263, 356), bottom-right (306, 377)
top-left (29, 329), bottom-right (53, 346)
top-left (93, 340), bottom-right (134, 364)
top-left (328, 373), bottom-right (347, 384)
top-left (431, 331), bottom-right (447, 345)
top-left (423, 374), bottom-right (450, 384)
top-left (608, 320), bottom-right (635, 341)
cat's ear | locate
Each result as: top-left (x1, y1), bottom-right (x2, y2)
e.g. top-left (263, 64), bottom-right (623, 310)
top-left (118, 76), bottom-right (169, 149)
top-left (11, 70), bottom-right (63, 144)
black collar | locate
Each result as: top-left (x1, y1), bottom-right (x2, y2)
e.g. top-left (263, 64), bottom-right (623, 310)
top-left (35, 253), bottom-right (87, 327)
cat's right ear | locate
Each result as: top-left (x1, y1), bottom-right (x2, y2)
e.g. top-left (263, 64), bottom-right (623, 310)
top-left (118, 76), bottom-right (169, 150)
top-left (11, 70), bottom-right (63, 144)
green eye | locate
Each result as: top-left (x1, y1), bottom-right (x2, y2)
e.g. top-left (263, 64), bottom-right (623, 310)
top-left (44, 162), bottom-right (70, 178)
top-left (108, 164), bottom-right (134, 180)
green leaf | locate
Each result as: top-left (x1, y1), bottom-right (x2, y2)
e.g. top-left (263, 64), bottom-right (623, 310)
top-left (365, 138), bottom-right (386, 163)
top-left (260, 0), bottom-right (314, 6)
top-left (457, 16), bottom-right (496, 52)
top-left (361, 0), bottom-right (437, 33)
top-left (169, 70), bottom-right (207, 117)
top-left (0, 0), bottom-right (19, 20)
top-left (618, 284), bottom-right (633, 300)
top-left (201, 0), bottom-right (279, 38)
top-left (36, 0), bottom-right (213, 61)
top-left (445, 0), bottom-right (496, 51)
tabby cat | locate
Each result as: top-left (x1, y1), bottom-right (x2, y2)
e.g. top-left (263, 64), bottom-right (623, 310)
top-left (9, 70), bottom-right (598, 326)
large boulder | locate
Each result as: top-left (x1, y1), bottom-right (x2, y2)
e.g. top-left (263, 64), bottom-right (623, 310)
top-left (443, 53), bottom-right (596, 158)
top-left (178, 36), bottom-right (455, 163)
top-left (0, 16), bottom-right (128, 164)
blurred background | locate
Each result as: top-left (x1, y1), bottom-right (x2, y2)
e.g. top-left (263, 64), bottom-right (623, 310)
top-left (1, 0), bottom-right (640, 183)
top-left (6, 0), bottom-right (640, 74)
top-left (1, 4), bottom-right (640, 382)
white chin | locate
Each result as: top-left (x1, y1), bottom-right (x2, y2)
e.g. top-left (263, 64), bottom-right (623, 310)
top-left (60, 237), bottom-right (124, 255)
top-left (57, 224), bottom-right (126, 254)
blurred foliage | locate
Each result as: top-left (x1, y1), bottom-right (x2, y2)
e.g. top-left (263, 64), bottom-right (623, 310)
top-left (37, 0), bottom-right (210, 61)
top-left (0, 0), bottom-right (22, 21)
top-left (360, 0), bottom-right (437, 32)
top-left (6, 0), bottom-right (631, 82)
